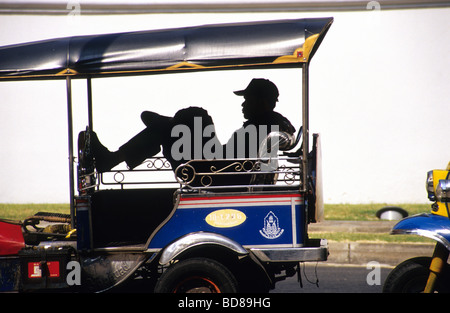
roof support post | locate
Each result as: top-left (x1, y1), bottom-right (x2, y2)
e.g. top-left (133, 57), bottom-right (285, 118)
top-left (87, 78), bottom-right (93, 131)
top-left (66, 76), bottom-right (75, 228)
top-left (301, 63), bottom-right (309, 194)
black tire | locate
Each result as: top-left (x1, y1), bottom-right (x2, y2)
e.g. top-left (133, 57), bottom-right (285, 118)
top-left (383, 257), bottom-right (450, 293)
top-left (154, 258), bottom-right (238, 293)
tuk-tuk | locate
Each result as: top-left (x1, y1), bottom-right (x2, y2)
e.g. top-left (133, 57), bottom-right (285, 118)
top-left (0, 17), bottom-right (333, 293)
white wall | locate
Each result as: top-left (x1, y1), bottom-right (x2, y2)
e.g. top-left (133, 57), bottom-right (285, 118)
top-left (0, 6), bottom-right (449, 204)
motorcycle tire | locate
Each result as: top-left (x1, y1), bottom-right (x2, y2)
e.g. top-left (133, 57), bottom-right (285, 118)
top-left (383, 256), bottom-right (450, 293)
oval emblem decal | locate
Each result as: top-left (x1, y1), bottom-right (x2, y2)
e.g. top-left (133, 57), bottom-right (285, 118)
top-left (205, 209), bottom-right (246, 228)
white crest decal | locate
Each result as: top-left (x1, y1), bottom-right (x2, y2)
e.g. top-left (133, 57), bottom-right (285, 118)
top-left (259, 211), bottom-right (284, 239)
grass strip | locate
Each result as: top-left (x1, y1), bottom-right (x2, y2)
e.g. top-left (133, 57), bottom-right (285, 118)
top-left (1, 203), bottom-right (432, 221)
top-left (0, 203), bottom-right (69, 221)
top-left (0, 203), bottom-right (436, 244)
top-left (323, 203), bottom-right (430, 221)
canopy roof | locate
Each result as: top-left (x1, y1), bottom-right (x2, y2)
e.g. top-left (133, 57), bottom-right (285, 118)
top-left (0, 17), bottom-right (333, 81)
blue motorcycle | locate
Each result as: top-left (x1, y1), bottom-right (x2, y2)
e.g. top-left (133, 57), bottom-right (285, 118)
top-left (383, 163), bottom-right (450, 293)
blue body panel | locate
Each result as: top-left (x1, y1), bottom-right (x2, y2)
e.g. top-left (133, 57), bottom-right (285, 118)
top-left (392, 213), bottom-right (450, 249)
top-left (149, 193), bottom-right (305, 249)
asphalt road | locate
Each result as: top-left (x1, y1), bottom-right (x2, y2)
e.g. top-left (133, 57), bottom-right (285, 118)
top-left (270, 263), bottom-right (393, 293)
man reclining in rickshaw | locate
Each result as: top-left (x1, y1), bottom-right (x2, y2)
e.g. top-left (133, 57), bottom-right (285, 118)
top-left (89, 78), bottom-right (296, 187)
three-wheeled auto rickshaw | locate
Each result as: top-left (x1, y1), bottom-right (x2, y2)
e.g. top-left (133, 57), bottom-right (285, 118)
top-left (0, 17), bottom-right (333, 293)
top-left (383, 162), bottom-right (450, 293)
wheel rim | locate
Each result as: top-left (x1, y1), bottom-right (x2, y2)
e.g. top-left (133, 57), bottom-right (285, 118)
top-left (173, 276), bottom-right (222, 293)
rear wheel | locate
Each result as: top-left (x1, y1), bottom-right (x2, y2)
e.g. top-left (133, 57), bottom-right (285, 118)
top-left (154, 258), bottom-right (238, 293)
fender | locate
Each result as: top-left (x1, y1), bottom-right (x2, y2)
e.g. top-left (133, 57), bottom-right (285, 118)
top-left (158, 232), bottom-right (248, 266)
top-left (391, 213), bottom-right (450, 251)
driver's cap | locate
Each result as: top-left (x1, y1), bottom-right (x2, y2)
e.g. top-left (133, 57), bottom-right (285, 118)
top-left (234, 78), bottom-right (279, 102)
